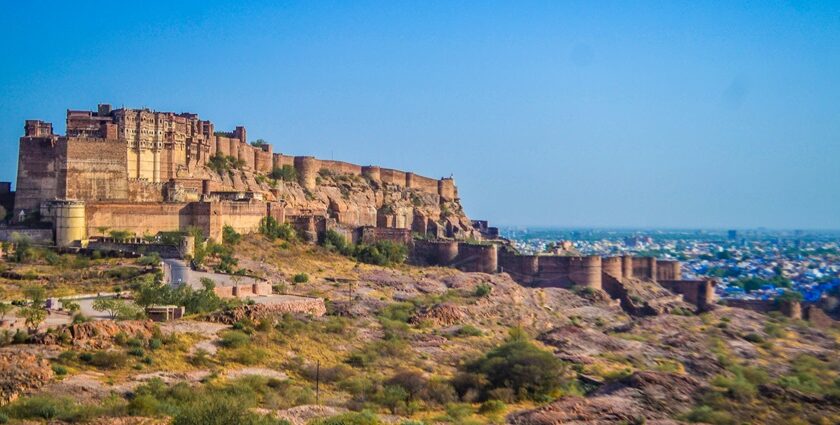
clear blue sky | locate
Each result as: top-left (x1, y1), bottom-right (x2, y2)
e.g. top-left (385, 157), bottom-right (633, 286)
top-left (1, 1), bottom-right (838, 229)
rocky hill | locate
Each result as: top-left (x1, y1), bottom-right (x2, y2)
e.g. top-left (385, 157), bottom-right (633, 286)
top-left (1, 235), bottom-right (838, 424)
top-left (189, 159), bottom-right (477, 239)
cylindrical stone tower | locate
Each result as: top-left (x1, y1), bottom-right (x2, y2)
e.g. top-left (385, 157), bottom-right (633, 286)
top-left (294, 156), bottom-right (318, 190)
top-left (54, 201), bottom-right (86, 247)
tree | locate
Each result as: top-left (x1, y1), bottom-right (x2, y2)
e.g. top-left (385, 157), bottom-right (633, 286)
top-left (109, 229), bottom-right (134, 240)
top-left (270, 165), bottom-right (298, 182)
top-left (92, 297), bottom-right (143, 320)
top-left (11, 233), bottom-right (33, 263)
top-left (259, 216), bottom-right (297, 241)
top-left (456, 328), bottom-right (566, 401)
top-left (250, 139), bottom-right (269, 148)
top-left (19, 306), bottom-right (46, 332)
top-left (222, 225), bottom-right (241, 246)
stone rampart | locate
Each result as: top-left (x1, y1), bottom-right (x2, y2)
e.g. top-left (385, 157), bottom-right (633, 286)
top-left (380, 168), bottom-right (407, 186)
top-left (357, 226), bottom-right (412, 245)
top-left (658, 279), bottom-right (715, 311)
top-left (723, 299), bottom-right (802, 319)
top-left (656, 260), bottom-right (682, 281)
top-left (454, 243), bottom-right (498, 273)
top-left (632, 256), bottom-right (657, 280)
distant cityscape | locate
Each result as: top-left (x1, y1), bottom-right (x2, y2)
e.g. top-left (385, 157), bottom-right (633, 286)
top-left (502, 227), bottom-right (840, 302)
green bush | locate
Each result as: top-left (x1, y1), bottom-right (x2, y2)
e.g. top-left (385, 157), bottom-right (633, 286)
top-left (455, 328), bottom-right (566, 401)
top-left (137, 253), bottom-right (162, 267)
top-left (292, 273), bottom-right (309, 284)
top-left (259, 216), bottom-right (298, 242)
top-left (51, 364), bottom-right (68, 376)
top-left (86, 350), bottom-right (128, 369)
top-left (319, 231), bottom-right (407, 266)
top-left (219, 330), bottom-right (251, 348)
top-left (353, 241), bottom-right (407, 266)
top-left (222, 225), bottom-right (242, 246)
top-left (172, 393), bottom-right (287, 425)
top-left (456, 325), bottom-right (484, 337)
top-left (270, 165), bottom-right (298, 182)
top-left (473, 283), bottom-right (492, 297)
top-left (478, 399), bottom-right (506, 415)
top-left (310, 411), bottom-right (381, 425)
top-left (1, 395), bottom-right (112, 422)
top-left (683, 405), bottom-right (736, 425)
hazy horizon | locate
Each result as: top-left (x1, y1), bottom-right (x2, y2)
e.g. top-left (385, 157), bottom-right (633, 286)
top-left (2, 2), bottom-right (838, 229)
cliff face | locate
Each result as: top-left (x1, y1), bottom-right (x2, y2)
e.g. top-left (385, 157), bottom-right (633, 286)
top-left (188, 162), bottom-right (477, 240)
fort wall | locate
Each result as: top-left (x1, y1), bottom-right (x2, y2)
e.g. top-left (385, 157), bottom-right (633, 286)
top-left (632, 256), bottom-right (657, 280)
top-left (254, 145), bottom-right (273, 174)
top-left (602, 256), bottom-right (623, 278)
top-left (658, 279), bottom-right (715, 311)
top-left (63, 137), bottom-right (129, 201)
top-left (724, 299), bottom-right (802, 320)
top-left (356, 226), bottom-right (412, 245)
top-left (15, 136), bottom-right (60, 212)
top-left (319, 159), bottom-right (363, 176)
top-left (455, 243), bottom-right (498, 273)
top-left (380, 168), bottom-right (407, 187)
top-left (362, 166), bottom-right (381, 183)
top-left (656, 260), bottom-right (682, 281)
top-left (294, 156), bottom-right (318, 190)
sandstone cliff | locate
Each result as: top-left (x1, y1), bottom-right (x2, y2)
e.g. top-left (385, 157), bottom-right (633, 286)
top-left (185, 161), bottom-right (477, 239)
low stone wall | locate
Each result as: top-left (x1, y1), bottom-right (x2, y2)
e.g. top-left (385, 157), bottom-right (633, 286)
top-left (0, 228), bottom-right (53, 245)
top-left (213, 282), bottom-right (273, 299)
top-left (723, 299), bottom-right (802, 319)
top-left (357, 226), bottom-right (412, 245)
top-left (87, 239), bottom-right (183, 258)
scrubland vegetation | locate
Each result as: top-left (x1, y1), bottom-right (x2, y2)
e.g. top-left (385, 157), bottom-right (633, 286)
top-left (2, 229), bottom-right (840, 425)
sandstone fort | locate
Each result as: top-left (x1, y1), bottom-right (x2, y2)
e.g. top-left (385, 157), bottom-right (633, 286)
top-left (3, 103), bottom-right (716, 312)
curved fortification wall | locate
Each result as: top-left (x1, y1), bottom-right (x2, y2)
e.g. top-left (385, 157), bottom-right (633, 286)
top-left (602, 256), bottom-right (623, 278)
top-left (294, 156), bottom-right (318, 190)
top-left (362, 166), bottom-right (381, 183)
top-left (622, 255), bottom-right (634, 279)
top-left (319, 160), bottom-right (363, 176)
top-left (656, 260), bottom-right (682, 281)
top-left (380, 168), bottom-right (407, 186)
top-left (438, 178), bottom-right (456, 201)
top-left (632, 256), bottom-right (657, 280)
top-left (53, 201), bottom-right (86, 247)
top-left (254, 146), bottom-right (273, 174)
top-left (568, 255), bottom-right (602, 289)
top-left (499, 252), bottom-right (539, 280)
top-left (273, 154), bottom-right (294, 170)
top-left (456, 243), bottom-right (498, 274)
top-left (436, 241), bottom-right (460, 265)
top-left (411, 240), bottom-right (459, 266)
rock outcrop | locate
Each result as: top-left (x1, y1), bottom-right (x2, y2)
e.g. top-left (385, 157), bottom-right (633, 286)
top-left (0, 350), bottom-right (54, 404)
top-left (508, 371), bottom-right (705, 424)
top-left (208, 297), bottom-right (327, 324)
top-left (34, 320), bottom-right (158, 348)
